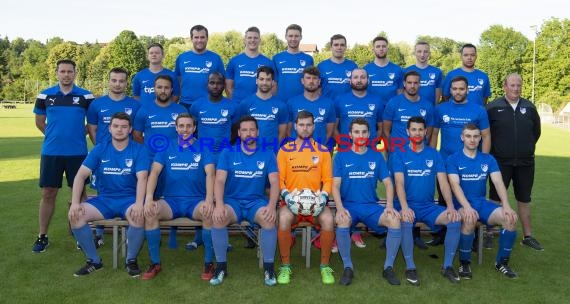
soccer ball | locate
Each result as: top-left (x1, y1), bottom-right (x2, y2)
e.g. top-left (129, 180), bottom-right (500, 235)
top-left (291, 188), bottom-right (323, 217)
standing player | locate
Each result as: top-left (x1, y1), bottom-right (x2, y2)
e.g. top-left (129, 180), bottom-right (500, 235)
top-left (317, 34), bottom-right (358, 100)
top-left (239, 66), bottom-right (288, 148)
top-left (68, 112), bottom-right (148, 277)
top-left (226, 26), bottom-right (274, 104)
top-left (487, 73), bottom-right (543, 250)
top-left (132, 43), bottom-right (180, 106)
top-left (447, 124), bottom-right (519, 279)
top-left (287, 66), bottom-right (336, 147)
top-left (175, 25), bottom-right (225, 110)
top-left (33, 59), bottom-right (94, 253)
top-left (209, 116), bottom-right (280, 286)
top-left (389, 116), bottom-right (462, 284)
top-left (142, 113), bottom-right (216, 280)
top-left (276, 111), bottom-right (336, 285)
top-left (364, 36), bottom-right (403, 106)
top-left (332, 118), bottom-right (402, 286)
top-left (442, 43), bottom-right (491, 105)
top-left (404, 41), bottom-right (443, 105)
top-left (272, 24), bottom-right (314, 102)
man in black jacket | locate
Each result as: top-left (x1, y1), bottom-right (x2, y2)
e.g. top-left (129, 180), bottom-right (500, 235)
top-left (486, 73), bottom-right (543, 251)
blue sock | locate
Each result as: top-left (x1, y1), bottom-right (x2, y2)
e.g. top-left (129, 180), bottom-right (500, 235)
top-left (127, 226), bottom-right (145, 261)
top-left (193, 226), bottom-right (204, 245)
top-left (443, 221), bottom-right (461, 268)
top-left (202, 228), bottom-right (214, 263)
top-left (95, 226), bottom-right (104, 237)
top-left (459, 233), bottom-right (475, 262)
top-left (335, 227), bottom-right (352, 269)
top-left (168, 226), bottom-right (178, 249)
top-left (496, 229), bottom-right (517, 264)
top-left (212, 227), bottom-right (228, 263)
top-left (401, 222), bottom-right (415, 269)
top-left (384, 228), bottom-right (402, 269)
top-left (72, 224), bottom-right (100, 263)
top-left (145, 228), bottom-right (162, 264)
top-left (261, 227), bottom-right (277, 263)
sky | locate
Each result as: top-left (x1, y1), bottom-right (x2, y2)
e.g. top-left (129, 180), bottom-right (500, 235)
top-left (1, 0), bottom-right (565, 47)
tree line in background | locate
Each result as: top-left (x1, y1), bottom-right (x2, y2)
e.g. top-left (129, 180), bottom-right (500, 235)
top-left (1, 18), bottom-right (568, 111)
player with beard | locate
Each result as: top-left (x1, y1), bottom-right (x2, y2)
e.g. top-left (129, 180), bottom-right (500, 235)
top-left (363, 36), bottom-right (403, 107)
top-left (442, 44), bottom-right (491, 105)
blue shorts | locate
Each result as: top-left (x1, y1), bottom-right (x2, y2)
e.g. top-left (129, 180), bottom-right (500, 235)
top-left (163, 197), bottom-right (201, 218)
top-left (344, 202), bottom-right (387, 234)
top-left (87, 196), bottom-right (135, 219)
top-left (225, 198), bottom-right (267, 224)
top-left (470, 199), bottom-right (500, 225)
top-left (395, 201), bottom-right (446, 232)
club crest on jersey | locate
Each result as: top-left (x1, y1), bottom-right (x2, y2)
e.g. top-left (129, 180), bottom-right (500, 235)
top-left (272, 107), bottom-right (279, 114)
top-left (388, 73), bottom-right (395, 80)
top-left (171, 113), bottom-right (179, 120)
top-left (73, 97), bottom-right (80, 104)
top-left (419, 109), bottom-right (427, 117)
top-left (369, 162), bottom-right (376, 170)
top-left (300, 60), bottom-right (306, 67)
top-left (520, 108), bottom-right (527, 114)
top-left (193, 153), bottom-right (201, 163)
top-left (124, 108), bottom-right (132, 115)
top-left (368, 104), bottom-right (376, 111)
top-left (478, 78), bottom-right (484, 85)
top-left (312, 156), bottom-right (319, 164)
top-left (345, 70), bottom-right (352, 77)
top-left (425, 159), bottom-right (433, 168)
top-left (443, 115), bottom-right (450, 123)
top-left (429, 73), bottom-right (435, 79)
top-left (257, 161), bottom-right (265, 169)
top-left (318, 108), bottom-right (326, 116)
top-left (125, 159), bottom-right (133, 168)
top-left (205, 61), bottom-right (212, 68)
top-left (481, 164), bottom-right (488, 172)
top-left (221, 109), bottom-right (228, 117)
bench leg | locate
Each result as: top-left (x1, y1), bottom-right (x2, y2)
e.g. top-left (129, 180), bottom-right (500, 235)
top-left (478, 225), bottom-right (484, 265)
top-left (305, 226), bottom-right (311, 268)
top-left (301, 228), bottom-right (306, 257)
top-left (258, 229), bottom-right (263, 269)
top-left (113, 225), bottom-right (119, 269)
top-left (121, 226), bottom-right (126, 259)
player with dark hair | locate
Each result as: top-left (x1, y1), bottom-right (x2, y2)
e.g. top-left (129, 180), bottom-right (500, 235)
top-left (317, 34), bottom-right (358, 100)
top-left (404, 41), bottom-right (443, 105)
top-left (68, 112), bottom-right (148, 277)
top-left (447, 123), bottom-right (518, 278)
top-left (332, 118), bottom-right (402, 286)
top-left (363, 36), bottom-right (403, 106)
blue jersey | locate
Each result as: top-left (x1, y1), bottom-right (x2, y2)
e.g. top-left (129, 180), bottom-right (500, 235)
top-left (174, 50), bottom-right (225, 105)
top-left (34, 84), bottom-right (94, 156)
top-left (287, 94), bottom-right (336, 145)
top-left (226, 53), bottom-right (274, 104)
top-left (154, 140), bottom-right (215, 199)
top-left (317, 59), bottom-right (358, 100)
top-left (390, 145), bottom-right (445, 205)
top-left (446, 151), bottom-right (500, 201)
top-left (383, 94), bottom-right (435, 143)
top-left (434, 101), bottom-right (490, 160)
top-left (333, 149), bottom-right (390, 205)
top-left (132, 68), bottom-right (180, 107)
top-left (217, 146), bottom-right (278, 204)
top-left (87, 95), bottom-right (140, 145)
top-left (404, 64), bottom-right (443, 104)
top-left (83, 140), bottom-right (149, 197)
top-left (239, 94), bottom-right (288, 142)
top-left (363, 61), bottom-right (403, 106)
top-left (190, 97), bottom-right (238, 154)
top-left (133, 102), bottom-right (188, 156)
top-left (442, 68), bottom-right (491, 106)
top-left (272, 51), bottom-right (314, 102)
top-left (335, 92), bottom-right (384, 140)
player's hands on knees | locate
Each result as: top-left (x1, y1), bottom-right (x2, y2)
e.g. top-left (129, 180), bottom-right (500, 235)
top-left (68, 203), bottom-right (84, 223)
top-left (260, 206), bottom-right (276, 224)
top-left (335, 207), bottom-right (351, 225)
top-left (144, 201), bottom-right (159, 218)
top-left (445, 207), bottom-right (461, 222)
top-left (502, 207), bottom-right (518, 226)
top-left (130, 203), bottom-right (144, 222)
top-left (400, 207), bottom-right (415, 223)
top-left (212, 205), bottom-right (227, 225)
top-left (384, 206), bottom-right (401, 221)
top-left (201, 202), bottom-right (214, 219)
top-left (460, 206), bottom-right (479, 225)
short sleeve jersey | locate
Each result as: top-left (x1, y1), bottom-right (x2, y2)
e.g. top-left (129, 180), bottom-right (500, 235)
top-left (317, 58), bottom-right (358, 100)
top-left (174, 50), bottom-right (225, 105)
top-left (272, 51), bottom-right (314, 102)
top-left (87, 95), bottom-right (141, 144)
top-left (446, 151), bottom-right (500, 201)
top-left (239, 94), bottom-right (288, 141)
top-left (190, 97), bottom-right (238, 154)
top-left (287, 94), bottom-right (336, 145)
top-left (442, 68), bottom-right (491, 106)
top-left (226, 53), bottom-right (274, 103)
top-left (363, 61), bottom-right (403, 106)
top-left (383, 94), bottom-right (435, 143)
top-left (403, 64), bottom-right (443, 104)
top-left (335, 92), bottom-right (384, 140)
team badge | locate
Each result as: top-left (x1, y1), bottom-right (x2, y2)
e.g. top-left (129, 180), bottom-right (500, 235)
top-left (124, 108), bottom-right (132, 115)
top-left (125, 159), bottom-right (133, 168)
top-left (300, 60), bottom-right (306, 67)
top-left (478, 78), bottom-right (484, 85)
top-left (443, 115), bottom-right (450, 123)
top-left (221, 109), bottom-right (228, 117)
top-left (345, 70), bottom-right (352, 77)
top-left (257, 161), bottom-right (265, 170)
top-left (520, 108), bottom-right (527, 114)
top-left (425, 159), bottom-right (433, 168)
top-left (319, 108), bottom-right (326, 116)
top-left (312, 156), bottom-right (319, 164)
top-left (388, 73), bottom-right (395, 80)
top-left (171, 113), bottom-right (179, 120)
top-left (481, 164), bottom-right (488, 172)
top-left (193, 154), bottom-right (201, 163)
top-left (369, 162), bottom-right (376, 170)
top-left (419, 109), bottom-right (427, 117)
top-left (272, 107), bottom-right (279, 114)
top-left (205, 61), bottom-right (212, 68)
top-left (429, 73), bottom-right (435, 79)
top-left (72, 97), bottom-right (80, 104)
top-left (368, 104), bottom-right (376, 111)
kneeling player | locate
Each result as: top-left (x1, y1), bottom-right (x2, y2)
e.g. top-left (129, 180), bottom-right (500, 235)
top-left (277, 111), bottom-right (336, 285)
top-left (447, 124), bottom-right (518, 279)
top-left (333, 118), bottom-right (402, 286)
top-left (142, 113), bottom-right (216, 280)
top-left (210, 116), bottom-right (280, 286)
top-left (68, 112), bottom-right (148, 277)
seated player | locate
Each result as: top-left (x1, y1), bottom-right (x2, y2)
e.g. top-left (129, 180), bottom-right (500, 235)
top-left (142, 113), bottom-right (216, 280)
top-left (447, 123), bottom-right (518, 278)
top-left (332, 118), bottom-right (402, 286)
top-left (68, 112), bottom-right (148, 277)
top-left (276, 110), bottom-right (336, 285)
top-left (389, 116), bottom-right (462, 284)
top-left (209, 116), bottom-right (280, 286)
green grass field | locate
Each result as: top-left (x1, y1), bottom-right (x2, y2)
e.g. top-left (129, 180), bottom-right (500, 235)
top-left (1, 105), bottom-right (569, 304)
